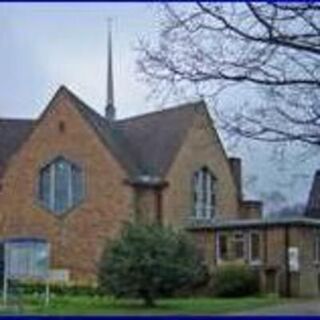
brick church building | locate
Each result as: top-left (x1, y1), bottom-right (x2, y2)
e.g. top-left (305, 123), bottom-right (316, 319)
top-left (1, 29), bottom-right (320, 297)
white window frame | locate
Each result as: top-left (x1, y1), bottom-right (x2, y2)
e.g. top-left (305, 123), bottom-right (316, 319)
top-left (216, 232), bottom-right (228, 263)
top-left (233, 232), bottom-right (245, 260)
top-left (193, 167), bottom-right (216, 220)
top-left (249, 231), bottom-right (262, 265)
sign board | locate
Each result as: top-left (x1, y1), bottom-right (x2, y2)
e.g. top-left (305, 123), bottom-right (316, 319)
top-left (5, 239), bottom-right (49, 280)
top-left (288, 247), bottom-right (299, 272)
top-left (50, 269), bottom-right (70, 283)
top-left (3, 238), bottom-right (50, 306)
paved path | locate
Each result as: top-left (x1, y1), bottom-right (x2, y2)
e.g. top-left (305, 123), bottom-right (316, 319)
top-left (235, 300), bottom-right (320, 315)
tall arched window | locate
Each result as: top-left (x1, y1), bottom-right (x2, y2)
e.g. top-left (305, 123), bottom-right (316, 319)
top-left (192, 167), bottom-right (216, 219)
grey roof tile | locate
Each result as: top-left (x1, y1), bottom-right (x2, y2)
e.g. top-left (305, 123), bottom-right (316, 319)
top-left (305, 170), bottom-right (320, 218)
top-left (0, 119), bottom-right (34, 176)
top-left (0, 86), bottom-right (203, 180)
top-left (116, 101), bottom-right (203, 176)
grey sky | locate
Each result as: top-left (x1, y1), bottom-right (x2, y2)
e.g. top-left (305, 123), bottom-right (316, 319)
top-left (1, 2), bottom-right (318, 213)
top-left (0, 3), bottom-right (159, 119)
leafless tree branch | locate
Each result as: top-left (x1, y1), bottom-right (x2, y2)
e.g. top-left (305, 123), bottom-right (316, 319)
top-left (137, 3), bottom-right (320, 150)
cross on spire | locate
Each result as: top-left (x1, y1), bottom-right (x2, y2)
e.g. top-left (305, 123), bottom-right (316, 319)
top-left (105, 18), bottom-right (116, 120)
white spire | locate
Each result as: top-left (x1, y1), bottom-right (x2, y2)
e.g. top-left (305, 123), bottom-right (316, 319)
top-left (105, 18), bottom-right (115, 120)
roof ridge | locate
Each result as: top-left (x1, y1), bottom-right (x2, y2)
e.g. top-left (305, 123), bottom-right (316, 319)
top-left (0, 86), bottom-right (207, 179)
top-left (0, 118), bottom-right (34, 122)
top-left (117, 100), bottom-right (205, 124)
top-left (59, 85), bottom-right (141, 176)
top-left (60, 86), bottom-right (206, 126)
top-left (59, 85), bottom-right (105, 121)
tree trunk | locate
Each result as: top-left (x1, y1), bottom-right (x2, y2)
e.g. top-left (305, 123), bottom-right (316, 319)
top-left (143, 294), bottom-right (155, 308)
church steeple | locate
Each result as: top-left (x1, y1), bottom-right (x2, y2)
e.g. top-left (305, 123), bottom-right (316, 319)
top-left (105, 19), bottom-right (116, 121)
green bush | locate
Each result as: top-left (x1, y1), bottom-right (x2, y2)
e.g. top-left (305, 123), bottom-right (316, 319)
top-left (213, 264), bottom-right (259, 297)
top-left (98, 222), bottom-right (208, 306)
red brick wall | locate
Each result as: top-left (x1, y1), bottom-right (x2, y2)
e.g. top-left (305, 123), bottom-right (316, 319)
top-left (163, 109), bottom-right (239, 227)
top-left (0, 92), bottom-right (134, 283)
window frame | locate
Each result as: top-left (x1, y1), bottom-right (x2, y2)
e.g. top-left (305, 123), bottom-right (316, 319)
top-left (248, 231), bottom-right (262, 265)
top-left (192, 167), bottom-right (216, 220)
top-left (232, 231), bottom-right (245, 260)
top-left (37, 156), bottom-right (85, 215)
top-left (4, 238), bottom-right (50, 281)
top-left (216, 232), bottom-right (228, 263)
top-left (53, 158), bottom-right (71, 213)
top-left (314, 231), bottom-right (320, 263)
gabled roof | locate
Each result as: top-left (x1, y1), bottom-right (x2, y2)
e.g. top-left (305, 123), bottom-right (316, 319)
top-left (116, 101), bottom-right (202, 176)
top-left (305, 170), bottom-right (320, 218)
top-left (0, 86), bottom-right (205, 179)
top-left (60, 87), bottom-right (141, 176)
top-left (0, 119), bottom-right (34, 175)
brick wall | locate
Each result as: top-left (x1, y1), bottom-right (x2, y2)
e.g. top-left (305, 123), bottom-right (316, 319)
top-left (162, 108), bottom-right (239, 227)
top-left (0, 92), bottom-right (134, 283)
top-left (192, 225), bottom-right (320, 297)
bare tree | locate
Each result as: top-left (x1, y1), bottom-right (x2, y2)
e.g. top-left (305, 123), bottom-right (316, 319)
top-left (138, 3), bottom-right (320, 149)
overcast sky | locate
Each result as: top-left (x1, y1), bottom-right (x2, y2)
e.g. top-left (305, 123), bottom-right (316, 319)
top-left (1, 2), bottom-right (318, 214)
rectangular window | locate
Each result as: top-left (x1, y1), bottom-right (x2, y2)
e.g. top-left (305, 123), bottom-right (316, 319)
top-left (233, 232), bottom-right (245, 259)
top-left (193, 172), bottom-right (201, 218)
top-left (209, 178), bottom-right (216, 219)
top-left (217, 233), bottom-right (228, 261)
top-left (249, 232), bottom-right (261, 263)
top-left (54, 160), bottom-right (69, 213)
top-left (39, 168), bottom-right (51, 209)
top-left (314, 232), bottom-right (320, 263)
top-left (72, 165), bottom-right (83, 205)
top-left (192, 168), bottom-right (216, 220)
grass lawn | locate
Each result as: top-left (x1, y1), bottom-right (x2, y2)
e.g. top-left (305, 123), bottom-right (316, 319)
top-left (0, 295), bottom-right (283, 315)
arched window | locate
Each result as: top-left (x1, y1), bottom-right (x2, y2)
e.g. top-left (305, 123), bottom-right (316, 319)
top-left (192, 167), bottom-right (216, 219)
top-left (38, 156), bottom-right (84, 214)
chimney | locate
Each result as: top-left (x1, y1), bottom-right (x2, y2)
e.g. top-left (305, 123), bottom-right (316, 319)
top-left (229, 157), bottom-right (242, 200)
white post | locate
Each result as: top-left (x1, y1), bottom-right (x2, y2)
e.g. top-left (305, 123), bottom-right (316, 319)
top-left (45, 243), bottom-right (50, 306)
top-left (3, 243), bottom-right (7, 306)
top-left (45, 280), bottom-right (50, 306)
top-left (3, 274), bottom-right (7, 306)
